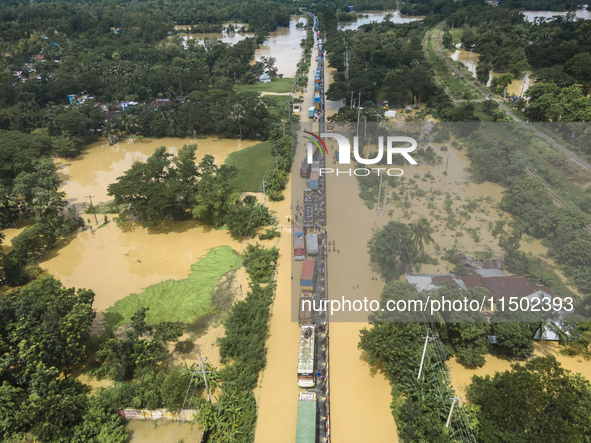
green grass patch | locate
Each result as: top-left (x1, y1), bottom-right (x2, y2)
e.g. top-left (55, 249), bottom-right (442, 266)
top-left (234, 77), bottom-right (294, 94)
top-left (451, 28), bottom-right (464, 45)
top-left (104, 246), bottom-right (240, 328)
top-left (261, 95), bottom-right (292, 118)
top-left (225, 141), bottom-right (274, 192)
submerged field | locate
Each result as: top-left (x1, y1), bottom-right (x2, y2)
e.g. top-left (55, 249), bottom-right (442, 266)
top-left (105, 245), bottom-right (240, 328)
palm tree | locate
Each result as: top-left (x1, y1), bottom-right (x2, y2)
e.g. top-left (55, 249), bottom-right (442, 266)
top-left (121, 113), bottom-right (142, 140)
top-left (230, 104), bottom-right (245, 139)
top-left (410, 216), bottom-right (434, 254)
top-left (103, 120), bottom-right (122, 145)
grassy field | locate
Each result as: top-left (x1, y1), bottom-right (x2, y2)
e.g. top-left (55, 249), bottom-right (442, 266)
top-left (451, 28), bottom-right (464, 45)
top-left (262, 95), bottom-right (292, 118)
top-left (104, 246), bottom-right (240, 328)
top-left (225, 141), bottom-right (274, 192)
top-left (234, 77), bottom-right (294, 93)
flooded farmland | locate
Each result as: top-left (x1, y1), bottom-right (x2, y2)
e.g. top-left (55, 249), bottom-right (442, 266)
top-left (175, 16), bottom-right (308, 77)
top-left (45, 137), bottom-right (259, 315)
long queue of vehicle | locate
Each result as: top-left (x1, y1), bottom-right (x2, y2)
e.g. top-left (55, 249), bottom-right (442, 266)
top-left (294, 13), bottom-right (332, 443)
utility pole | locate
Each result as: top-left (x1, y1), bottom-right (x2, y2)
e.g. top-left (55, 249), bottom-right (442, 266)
top-left (198, 352), bottom-right (212, 403)
top-left (350, 91), bottom-right (354, 109)
top-left (376, 175), bottom-right (383, 215)
top-left (381, 180), bottom-right (388, 215)
top-left (85, 194), bottom-right (98, 224)
top-left (446, 396), bottom-right (459, 428)
top-left (417, 332), bottom-right (429, 380)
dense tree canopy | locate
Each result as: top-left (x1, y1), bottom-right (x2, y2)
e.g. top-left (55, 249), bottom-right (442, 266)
top-left (468, 356), bottom-right (591, 442)
top-left (0, 276), bottom-right (127, 442)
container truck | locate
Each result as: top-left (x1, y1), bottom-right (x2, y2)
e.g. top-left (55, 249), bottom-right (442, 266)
top-left (295, 392), bottom-right (317, 443)
top-left (293, 225), bottom-right (305, 260)
top-left (299, 294), bottom-right (314, 325)
top-left (308, 171), bottom-right (319, 189)
top-left (306, 232), bottom-right (319, 255)
top-left (300, 159), bottom-right (310, 178)
top-left (300, 259), bottom-right (315, 291)
top-left (297, 324), bottom-right (316, 387)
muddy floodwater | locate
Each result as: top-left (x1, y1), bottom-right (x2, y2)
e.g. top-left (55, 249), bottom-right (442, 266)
top-left (176, 16), bottom-right (308, 77)
top-left (338, 10), bottom-right (423, 30)
top-left (451, 44), bottom-right (532, 96)
top-left (44, 136), bottom-right (262, 329)
top-left (451, 47), bottom-right (478, 78)
top-left (56, 137), bottom-right (257, 206)
top-left (522, 8), bottom-right (591, 22)
top-left (126, 419), bottom-right (203, 443)
top-left (449, 341), bottom-right (591, 400)
top-left (41, 133), bottom-right (292, 442)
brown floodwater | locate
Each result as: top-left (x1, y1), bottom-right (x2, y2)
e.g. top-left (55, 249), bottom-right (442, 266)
top-left (56, 137), bottom-right (258, 206)
top-left (324, 148), bottom-right (399, 441)
top-left (488, 71), bottom-right (532, 97)
top-left (451, 47), bottom-right (478, 78)
top-left (43, 136), bottom-right (263, 334)
top-left (126, 419), bottom-right (203, 443)
top-left (176, 16), bottom-right (308, 77)
top-left (522, 9), bottom-right (591, 22)
top-left (450, 43), bottom-right (532, 96)
top-left (253, 176), bottom-right (303, 441)
top-left (338, 10), bottom-right (423, 31)
top-left (448, 341), bottom-right (591, 400)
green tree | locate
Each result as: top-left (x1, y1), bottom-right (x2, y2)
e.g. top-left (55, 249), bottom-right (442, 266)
top-left (368, 221), bottom-right (418, 280)
top-left (0, 276), bottom-right (96, 378)
top-left (409, 216), bottom-right (434, 254)
top-left (490, 311), bottom-right (534, 359)
top-left (476, 62), bottom-right (490, 85)
top-left (468, 356), bottom-right (591, 442)
top-left (94, 307), bottom-right (183, 381)
top-left (565, 52), bottom-right (591, 96)
top-left (499, 177), bottom-right (554, 237)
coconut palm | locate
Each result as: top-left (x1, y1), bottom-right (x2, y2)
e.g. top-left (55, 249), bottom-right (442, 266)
top-left (410, 216), bottom-right (434, 254)
top-left (121, 113), bottom-right (141, 139)
top-left (103, 120), bottom-right (122, 145)
top-left (230, 104), bottom-right (245, 139)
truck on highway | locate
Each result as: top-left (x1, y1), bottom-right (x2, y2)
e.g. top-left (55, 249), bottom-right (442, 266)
top-left (297, 324), bottom-right (316, 387)
top-left (295, 392), bottom-right (317, 443)
top-left (308, 171), bottom-right (319, 189)
top-left (300, 259), bottom-right (316, 291)
top-left (300, 159), bottom-right (310, 178)
top-left (293, 225), bottom-right (305, 260)
top-left (306, 232), bottom-right (319, 255)
top-left (299, 294), bottom-right (314, 325)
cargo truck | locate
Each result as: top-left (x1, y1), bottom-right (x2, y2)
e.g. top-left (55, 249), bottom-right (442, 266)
top-left (300, 159), bottom-right (310, 178)
top-left (300, 259), bottom-right (315, 291)
top-left (294, 225), bottom-right (305, 260)
top-left (295, 392), bottom-right (317, 443)
top-left (299, 294), bottom-right (314, 325)
top-left (308, 106), bottom-right (315, 118)
top-left (306, 232), bottom-right (319, 255)
top-left (308, 171), bottom-right (319, 189)
top-left (297, 324), bottom-right (316, 387)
